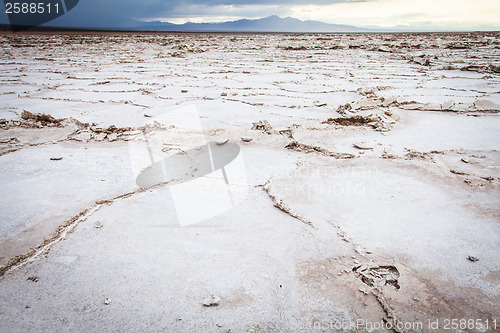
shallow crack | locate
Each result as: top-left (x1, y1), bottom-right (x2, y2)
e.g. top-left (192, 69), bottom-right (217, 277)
top-left (284, 140), bottom-right (355, 159)
top-left (261, 181), bottom-right (407, 331)
top-left (329, 219), bottom-right (407, 332)
top-left (371, 288), bottom-right (407, 333)
top-left (0, 147), bottom-right (20, 157)
top-left (330, 222), bottom-right (369, 256)
top-left (0, 180), bottom-right (173, 277)
top-left (0, 207), bottom-right (97, 277)
top-left (261, 180), bottom-right (315, 228)
top-left (0, 138), bottom-right (70, 157)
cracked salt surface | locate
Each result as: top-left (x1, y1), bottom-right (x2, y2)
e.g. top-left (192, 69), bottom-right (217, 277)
top-left (0, 32), bottom-right (499, 331)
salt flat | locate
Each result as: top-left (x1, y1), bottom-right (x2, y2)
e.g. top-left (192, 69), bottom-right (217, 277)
top-left (0, 32), bottom-right (499, 332)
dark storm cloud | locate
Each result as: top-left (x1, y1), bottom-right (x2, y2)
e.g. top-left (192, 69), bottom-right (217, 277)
top-left (70, 0), bottom-right (368, 18)
top-left (1, 0), bottom-right (370, 28)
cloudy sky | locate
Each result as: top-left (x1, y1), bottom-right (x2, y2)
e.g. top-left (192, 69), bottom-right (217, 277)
top-left (1, 0), bottom-right (499, 30)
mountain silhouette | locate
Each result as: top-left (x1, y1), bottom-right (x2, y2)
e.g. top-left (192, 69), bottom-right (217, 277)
top-left (136, 15), bottom-right (368, 33)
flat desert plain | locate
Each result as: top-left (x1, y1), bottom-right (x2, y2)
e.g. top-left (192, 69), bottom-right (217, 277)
top-left (0, 32), bottom-right (499, 332)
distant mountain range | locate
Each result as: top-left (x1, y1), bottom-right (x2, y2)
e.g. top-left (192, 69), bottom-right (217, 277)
top-left (0, 15), bottom-right (441, 33)
top-left (134, 15), bottom-right (369, 33)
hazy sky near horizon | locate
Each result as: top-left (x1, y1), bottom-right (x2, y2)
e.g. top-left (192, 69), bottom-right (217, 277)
top-left (1, 0), bottom-right (499, 30)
